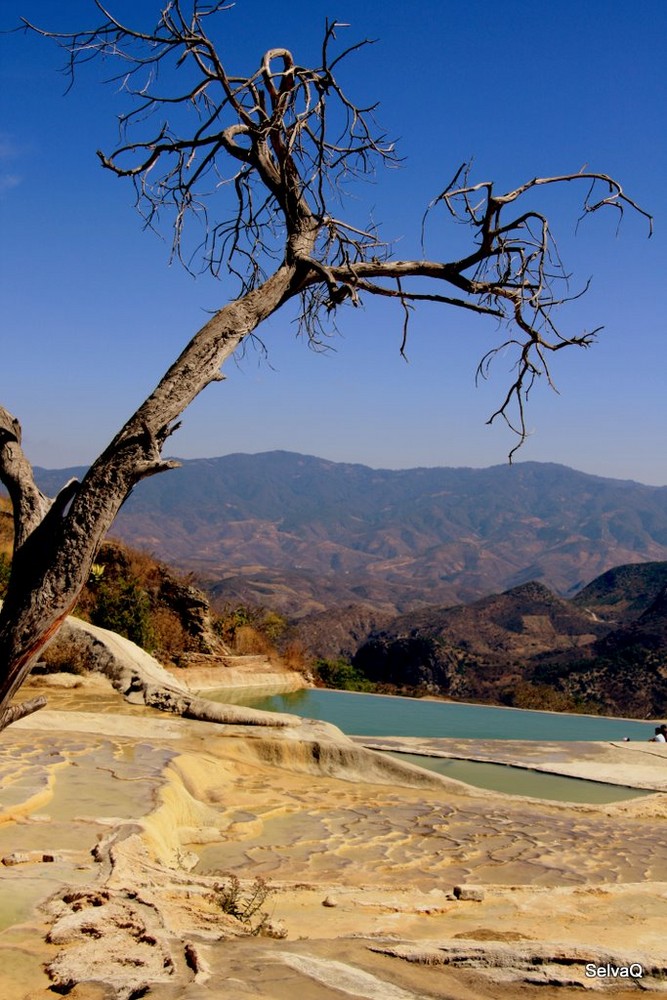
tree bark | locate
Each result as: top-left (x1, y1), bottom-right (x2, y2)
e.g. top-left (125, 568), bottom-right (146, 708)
top-left (2, 9), bottom-right (651, 731)
top-left (0, 262), bottom-right (303, 731)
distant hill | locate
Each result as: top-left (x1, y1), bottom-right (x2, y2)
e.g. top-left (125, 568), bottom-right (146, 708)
top-left (7, 453), bottom-right (667, 714)
top-left (571, 562), bottom-right (667, 625)
top-left (352, 581), bottom-right (608, 704)
top-left (351, 566), bottom-right (667, 718)
top-left (32, 452), bottom-right (667, 616)
top-left (290, 604), bottom-right (394, 663)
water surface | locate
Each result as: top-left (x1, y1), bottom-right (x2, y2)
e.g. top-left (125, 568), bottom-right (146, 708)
top-left (212, 687), bottom-right (653, 741)
top-left (382, 752), bottom-right (652, 803)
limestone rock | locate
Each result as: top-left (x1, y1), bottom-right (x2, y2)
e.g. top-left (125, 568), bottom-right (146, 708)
top-left (2, 850), bottom-right (61, 865)
top-left (1, 852), bottom-right (31, 866)
top-left (263, 918), bottom-right (288, 938)
top-left (42, 615), bottom-right (300, 729)
top-left (453, 884), bottom-right (485, 902)
top-left (45, 888), bottom-right (177, 1000)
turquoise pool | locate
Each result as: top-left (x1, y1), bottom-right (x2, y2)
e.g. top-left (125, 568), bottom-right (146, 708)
top-left (212, 687), bottom-right (655, 741)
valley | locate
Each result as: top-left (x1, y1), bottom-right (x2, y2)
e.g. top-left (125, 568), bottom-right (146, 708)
top-left (34, 453), bottom-right (667, 615)
top-left (26, 454), bottom-right (667, 718)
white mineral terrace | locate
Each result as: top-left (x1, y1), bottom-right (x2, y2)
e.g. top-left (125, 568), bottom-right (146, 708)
top-left (0, 668), bottom-right (665, 999)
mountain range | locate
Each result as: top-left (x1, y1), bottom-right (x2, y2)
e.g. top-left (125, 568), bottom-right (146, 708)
top-left (6, 456), bottom-right (667, 716)
top-left (346, 568), bottom-right (667, 717)
top-left (34, 452), bottom-right (667, 615)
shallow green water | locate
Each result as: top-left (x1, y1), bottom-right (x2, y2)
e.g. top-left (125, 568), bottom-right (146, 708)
top-left (382, 752), bottom-right (653, 803)
top-left (212, 687), bottom-right (655, 741)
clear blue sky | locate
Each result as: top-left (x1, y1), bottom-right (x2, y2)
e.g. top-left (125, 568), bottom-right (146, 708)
top-left (1, 0), bottom-right (666, 483)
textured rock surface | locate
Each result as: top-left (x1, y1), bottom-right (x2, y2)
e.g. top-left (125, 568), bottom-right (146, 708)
top-left (44, 615), bottom-right (301, 728)
top-left (1, 683), bottom-right (665, 999)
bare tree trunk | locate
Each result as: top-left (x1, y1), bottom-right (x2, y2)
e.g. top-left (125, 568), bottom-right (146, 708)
top-left (0, 264), bottom-right (301, 731)
top-left (3, 8), bottom-right (651, 731)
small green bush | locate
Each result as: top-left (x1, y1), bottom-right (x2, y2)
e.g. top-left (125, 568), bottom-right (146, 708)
top-left (213, 605), bottom-right (259, 645)
top-left (503, 680), bottom-right (601, 714)
top-left (90, 577), bottom-right (155, 650)
top-left (213, 604), bottom-right (289, 648)
top-left (314, 658), bottom-right (375, 692)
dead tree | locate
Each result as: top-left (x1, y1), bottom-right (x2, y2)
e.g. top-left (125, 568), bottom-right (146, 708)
top-left (0, 2), bottom-right (651, 730)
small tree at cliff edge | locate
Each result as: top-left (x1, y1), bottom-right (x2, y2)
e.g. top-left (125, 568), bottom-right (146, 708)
top-left (0, 2), bottom-right (651, 730)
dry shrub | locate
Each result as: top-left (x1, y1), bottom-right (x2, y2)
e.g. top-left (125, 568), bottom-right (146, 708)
top-left (151, 606), bottom-right (192, 663)
top-left (0, 495), bottom-right (13, 540)
top-left (508, 681), bottom-right (594, 714)
top-left (0, 553), bottom-right (10, 598)
top-left (0, 499), bottom-right (13, 592)
top-left (213, 875), bottom-right (274, 935)
top-left (233, 624), bottom-right (273, 658)
top-left (280, 640), bottom-right (309, 674)
top-left (73, 585), bottom-right (96, 622)
top-left (37, 636), bottom-right (94, 675)
top-left (123, 546), bottom-right (164, 589)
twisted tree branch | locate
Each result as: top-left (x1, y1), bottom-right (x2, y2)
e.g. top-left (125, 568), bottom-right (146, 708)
top-left (0, 4), bottom-right (652, 731)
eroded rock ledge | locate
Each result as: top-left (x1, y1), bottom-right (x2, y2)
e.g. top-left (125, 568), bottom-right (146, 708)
top-left (44, 615), bottom-right (301, 727)
top-left (3, 704), bottom-right (667, 999)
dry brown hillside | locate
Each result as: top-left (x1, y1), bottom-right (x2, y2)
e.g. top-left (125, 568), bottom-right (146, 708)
top-left (34, 456), bottom-right (667, 616)
top-left (0, 496), bottom-right (12, 557)
top-left (0, 520), bottom-right (223, 666)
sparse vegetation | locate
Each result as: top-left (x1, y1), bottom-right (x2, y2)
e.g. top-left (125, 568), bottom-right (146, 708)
top-left (0, 553), bottom-right (10, 599)
top-left (212, 604), bottom-right (256, 646)
top-left (213, 875), bottom-right (274, 936)
top-left (213, 604), bottom-right (283, 648)
top-left (280, 640), bottom-right (310, 675)
top-left (531, 644), bottom-right (667, 718)
top-left (36, 636), bottom-right (93, 676)
top-left (73, 540), bottom-right (214, 664)
top-left (90, 576), bottom-right (155, 650)
top-left (149, 606), bottom-right (192, 662)
top-left (0, 497), bottom-right (12, 597)
top-left (4, 526), bottom-right (310, 674)
top-left (212, 603), bottom-right (309, 672)
top-left (500, 681), bottom-right (602, 715)
top-left (314, 658), bottom-right (375, 692)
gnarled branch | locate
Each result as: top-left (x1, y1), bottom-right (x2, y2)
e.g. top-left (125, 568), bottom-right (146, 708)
top-left (1, 4), bottom-right (652, 731)
top-left (0, 407), bottom-right (54, 548)
top-left (22, 8), bottom-right (652, 450)
top-left (0, 695), bottom-right (48, 730)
